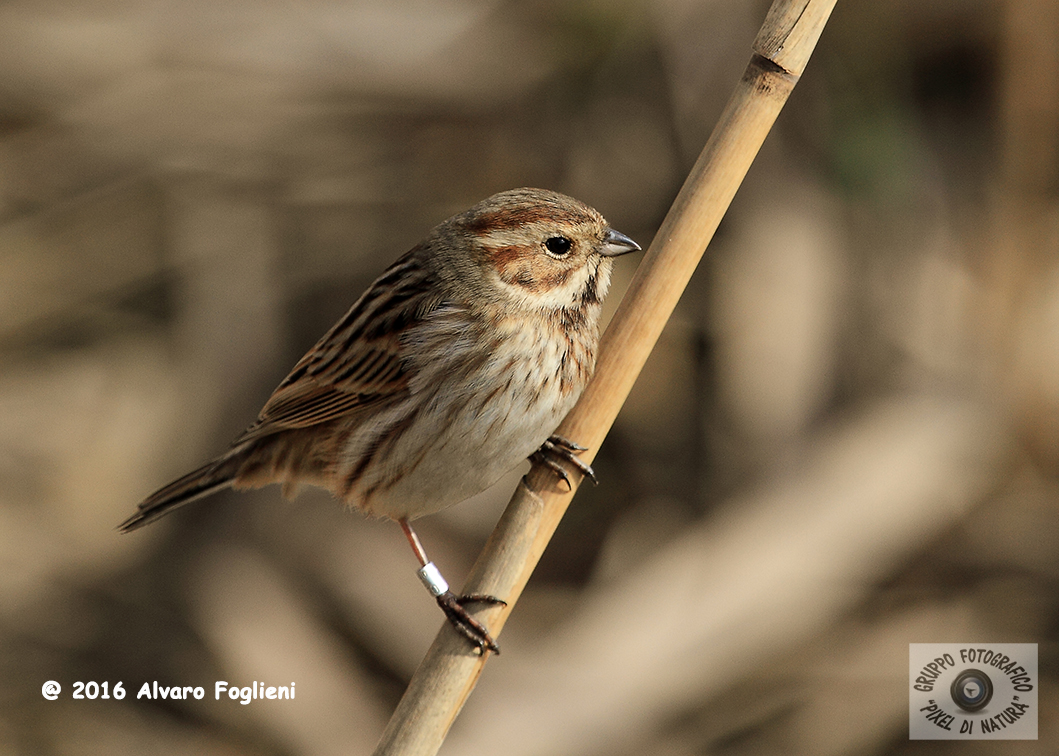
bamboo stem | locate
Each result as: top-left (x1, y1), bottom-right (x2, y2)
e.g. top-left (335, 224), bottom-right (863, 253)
top-left (373, 2), bottom-right (838, 753)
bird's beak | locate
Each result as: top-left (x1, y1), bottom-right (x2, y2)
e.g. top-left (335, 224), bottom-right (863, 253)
top-left (600, 228), bottom-right (641, 257)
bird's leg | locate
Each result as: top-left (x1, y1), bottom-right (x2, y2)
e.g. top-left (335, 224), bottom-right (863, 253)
top-left (399, 519), bottom-right (506, 655)
top-left (530, 434), bottom-right (598, 490)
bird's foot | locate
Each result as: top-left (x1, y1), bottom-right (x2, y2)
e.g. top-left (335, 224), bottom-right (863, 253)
top-left (436, 591), bottom-right (506, 655)
top-left (531, 434), bottom-right (597, 490)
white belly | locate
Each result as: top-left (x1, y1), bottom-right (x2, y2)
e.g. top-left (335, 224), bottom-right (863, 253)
top-left (338, 308), bottom-right (591, 520)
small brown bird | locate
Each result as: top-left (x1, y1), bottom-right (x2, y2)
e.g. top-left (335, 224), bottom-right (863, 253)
top-left (120, 188), bottom-right (639, 653)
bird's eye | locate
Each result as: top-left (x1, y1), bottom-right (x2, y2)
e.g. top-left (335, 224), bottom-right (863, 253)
top-left (544, 236), bottom-right (572, 256)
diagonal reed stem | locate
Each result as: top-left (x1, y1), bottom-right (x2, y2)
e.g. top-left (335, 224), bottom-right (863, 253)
top-left (373, 2), bottom-right (839, 753)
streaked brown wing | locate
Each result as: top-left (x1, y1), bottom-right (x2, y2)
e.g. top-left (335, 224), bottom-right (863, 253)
top-left (234, 250), bottom-right (441, 444)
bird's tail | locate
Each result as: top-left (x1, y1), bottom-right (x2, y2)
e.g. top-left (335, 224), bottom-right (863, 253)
top-left (119, 455), bottom-right (242, 533)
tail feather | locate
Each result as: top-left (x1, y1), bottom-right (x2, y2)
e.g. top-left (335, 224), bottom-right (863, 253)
top-left (119, 457), bottom-right (241, 533)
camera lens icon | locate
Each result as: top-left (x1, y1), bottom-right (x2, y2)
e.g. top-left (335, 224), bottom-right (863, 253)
top-left (950, 669), bottom-right (993, 712)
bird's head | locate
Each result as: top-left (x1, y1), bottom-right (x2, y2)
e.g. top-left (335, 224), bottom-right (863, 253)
top-left (432, 188), bottom-right (640, 312)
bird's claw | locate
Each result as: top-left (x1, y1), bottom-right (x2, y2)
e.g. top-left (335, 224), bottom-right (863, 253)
top-left (531, 434), bottom-right (597, 490)
top-left (436, 591), bottom-right (506, 655)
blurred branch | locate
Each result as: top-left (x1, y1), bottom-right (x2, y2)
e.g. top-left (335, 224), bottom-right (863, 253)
top-left (445, 398), bottom-right (1000, 755)
top-left (989, 0), bottom-right (1059, 467)
top-left (373, 1), bottom-right (839, 754)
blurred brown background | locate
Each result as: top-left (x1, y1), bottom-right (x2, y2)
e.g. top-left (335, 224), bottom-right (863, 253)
top-left (2, 0), bottom-right (1057, 753)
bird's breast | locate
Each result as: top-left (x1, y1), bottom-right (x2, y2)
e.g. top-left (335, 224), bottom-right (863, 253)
top-left (341, 306), bottom-right (598, 519)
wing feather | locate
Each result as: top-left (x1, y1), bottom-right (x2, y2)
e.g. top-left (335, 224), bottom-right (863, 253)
top-left (235, 251), bottom-right (442, 444)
